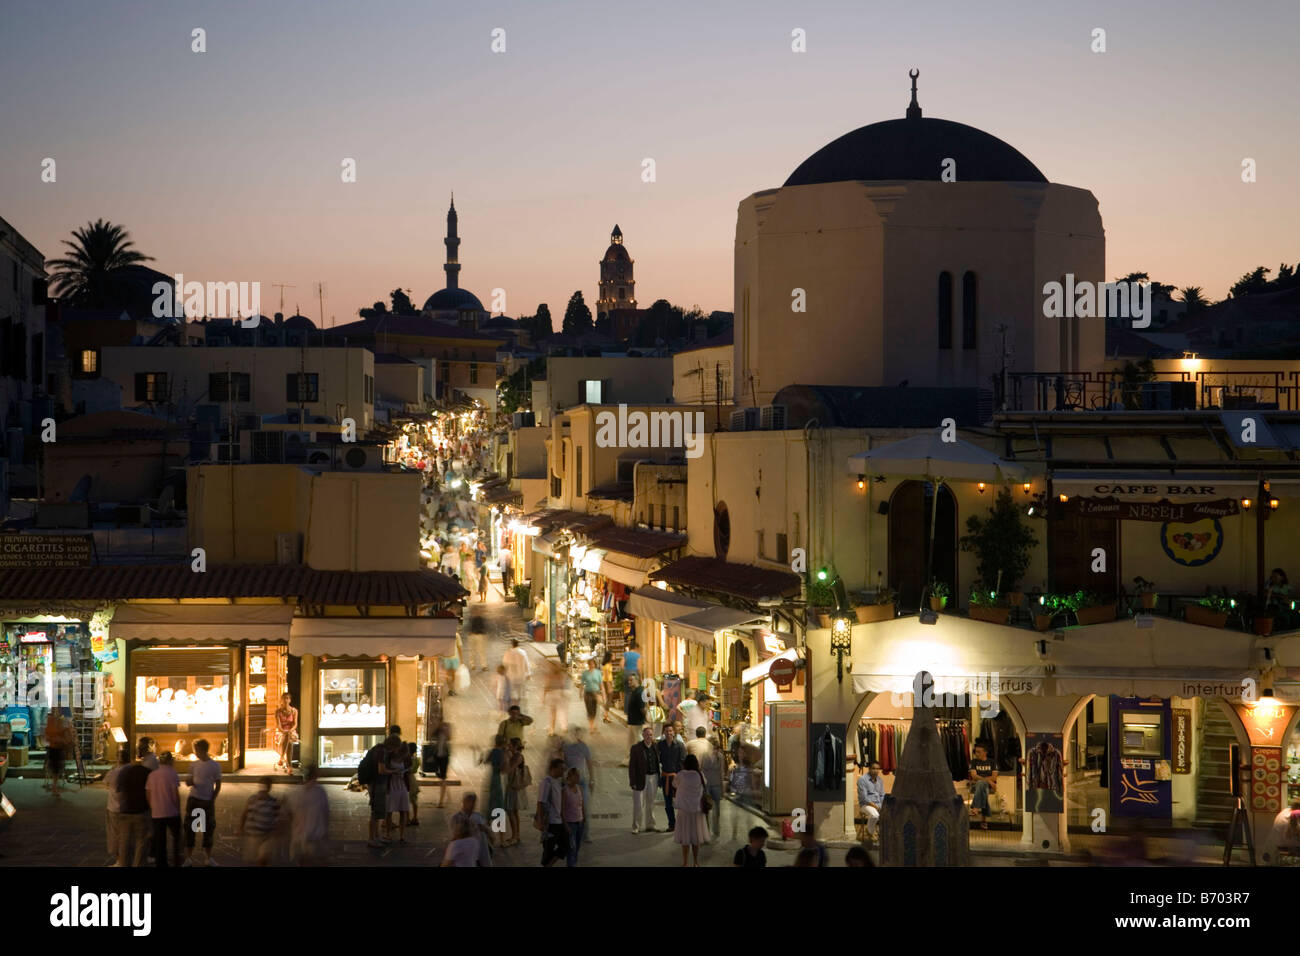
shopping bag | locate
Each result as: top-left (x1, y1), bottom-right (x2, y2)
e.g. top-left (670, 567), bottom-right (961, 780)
top-left (455, 663), bottom-right (472, 691)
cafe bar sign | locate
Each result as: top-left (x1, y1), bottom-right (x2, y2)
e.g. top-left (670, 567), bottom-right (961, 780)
top-left (1054, 474), bottom-right (1256, 523)
top-left (0, 534), bottom-right (94, 569)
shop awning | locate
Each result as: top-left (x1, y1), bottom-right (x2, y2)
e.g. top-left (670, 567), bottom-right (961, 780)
top-left (669, 606), bottom-right (766, 647)
top-left (110, 604), bottom-right (297, 643)
top-left (533, 531), bottom-right (565, 557)
top-left (288, 617), bottom-right (459, 657)
top-left (578, 548), bottom-right (606, 573)
top-left (598, 554), bottom-right (657, 588)
top-left (625, 588), bottom-right (713, 624)
top-left (742, 647), bottom-right (802, 686)
top-left (849, 616), bottom-right (1045, 696)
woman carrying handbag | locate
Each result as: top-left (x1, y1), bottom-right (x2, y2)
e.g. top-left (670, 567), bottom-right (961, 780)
top-left (672, 753), bottom-right (711, 866)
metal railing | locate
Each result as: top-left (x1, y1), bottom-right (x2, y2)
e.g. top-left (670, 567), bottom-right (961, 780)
top-left (1004, 370), bottom-right (1300, 412)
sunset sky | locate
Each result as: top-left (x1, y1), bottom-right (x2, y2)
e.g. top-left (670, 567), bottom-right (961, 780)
top-left (2, 0), bottom-right (1296, 325)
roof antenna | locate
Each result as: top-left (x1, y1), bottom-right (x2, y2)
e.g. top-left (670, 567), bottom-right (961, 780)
top-left (906, 69), bottom-right (921, 119)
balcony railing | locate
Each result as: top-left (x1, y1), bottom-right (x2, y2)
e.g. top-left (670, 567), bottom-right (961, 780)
top-left (1004, 370), bottom-right (1300, 412)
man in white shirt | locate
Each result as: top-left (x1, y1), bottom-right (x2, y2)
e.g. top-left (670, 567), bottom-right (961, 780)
top-left (183, 739), bottom-right (222, 866)
top-left (502, 639), bottom-right (531, 707)
top-left (104, 750), bottom-right (131, 865)
top-left (686, 725), bottom-right (713, 763)
top-left (289, 763), bottom-right (331, 865)
top-left (145, 752), bottom-right (182, 868)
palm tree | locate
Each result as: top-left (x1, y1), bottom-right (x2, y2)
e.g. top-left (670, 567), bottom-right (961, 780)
top-left (47, 219), bottom-right (154, 307)
top-left (1179, 286), bottom-right (1208, 313)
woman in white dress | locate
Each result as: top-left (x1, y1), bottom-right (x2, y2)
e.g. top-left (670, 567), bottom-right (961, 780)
top-left (673, 753), bottom-right (711, 866)
top-left (385, 751), bottom-right (411, 843)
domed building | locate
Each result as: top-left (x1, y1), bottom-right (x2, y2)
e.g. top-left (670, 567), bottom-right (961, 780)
top-left (423, 196), bottom-right (488, 330)
top-left (734, 71), bottom-right (1104, 408)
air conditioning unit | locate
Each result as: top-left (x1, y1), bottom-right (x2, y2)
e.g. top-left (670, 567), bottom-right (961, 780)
top-left (251, 431), bottom-right (284, 463)
top-left (759, 404), bottom-right (786, 430)
top-left (729, 407), bottom-right (760, 431)
top-left (305, 445), bottom-right (333, 467)
top-left (283, 409), bottom-right (303, 425)
top-left (338, 444), bottom-right (384, 471)
top-left (275, 532), bottom-right (303, 565)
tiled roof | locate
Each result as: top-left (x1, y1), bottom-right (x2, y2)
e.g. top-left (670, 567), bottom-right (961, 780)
top-left (0, 564), bottom-right (465, 605)
top-left (585, 526), bottom-right (686, 558)
top-left (649, 556), bottom-right (800, 602)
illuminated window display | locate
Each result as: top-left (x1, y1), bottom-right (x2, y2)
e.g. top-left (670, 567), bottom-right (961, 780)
top-left (319, 664), bottom-right (387, 730)
top-left (320, 732), bottom-right (384, 769)
top-left (131, 647), bottom-right (237, 766)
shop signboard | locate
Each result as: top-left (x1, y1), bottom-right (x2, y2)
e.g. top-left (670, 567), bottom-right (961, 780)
top-left (1250, 746), bottom-right (1283, 815)
top-left (1070, 497), bottom-right (1239, 522)
top-left (0, 533), bottom-right (93, 569)
top-left (1172, 708), bottom-right (1191, 774)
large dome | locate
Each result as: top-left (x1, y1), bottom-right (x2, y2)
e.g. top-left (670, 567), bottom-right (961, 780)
top-left (603, 243), bottom-right (630, 263)
top-left (784, 116), bottom-right (1046, 187)
top-left (423, 286), bottom-right (485, 312)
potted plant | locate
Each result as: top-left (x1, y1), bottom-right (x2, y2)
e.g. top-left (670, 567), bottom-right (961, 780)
top-left (1132, 576), bottom-right (1158, 610)
top-left (1253, 596), bottom-right (1277, 636)
top-left (807, 578), bottom-right (837, 628)
top-left (1185, 594), bottom-right (1232, 629)
top-left (960, 489), bottom-right (1039, 602)
top-left (853, 586), bottom-right (897, 623)
top-left (1069, 590), bottom-right (1118, 627)
top-left (1032, 593), bottom-right (1060, 631)
top-left (967, 584), bottom-right (1010, 625)
top-left (929, 580), bottom-right (951, 612)
top-left (514, 583), bottom-right (531, 610)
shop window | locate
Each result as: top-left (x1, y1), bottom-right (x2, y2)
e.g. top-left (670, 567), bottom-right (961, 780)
top-left (320, 663), bottom-right (387, 733)
top-left (132, 646), bottom-right (234, 764)
top-left (81, 349), bottom-right (98, 373)
top-left (320, 732), bottom-right (385, 770)
top-left (470, 363), bottom-right (479, 384)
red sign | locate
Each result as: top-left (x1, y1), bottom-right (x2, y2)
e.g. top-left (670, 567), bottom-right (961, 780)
top-left (768, 658), bottom-right (797, 689)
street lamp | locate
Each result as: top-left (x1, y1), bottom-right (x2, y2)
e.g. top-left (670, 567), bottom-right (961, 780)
top-left (830, 614), bottom-right (853, 683)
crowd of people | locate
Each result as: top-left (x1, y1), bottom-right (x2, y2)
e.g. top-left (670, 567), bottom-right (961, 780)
top-left (104, 736), bottom-right (329, 867)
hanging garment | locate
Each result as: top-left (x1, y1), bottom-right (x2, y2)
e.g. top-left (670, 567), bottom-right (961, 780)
top-left (813, 729), bottom-right (845, 792)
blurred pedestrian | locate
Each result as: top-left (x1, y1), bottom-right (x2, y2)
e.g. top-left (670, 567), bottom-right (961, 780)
top-left (793, 847), bottom-right (820, 867)
top-left (440, 820), bottom-right (481, 867)
top-left (562, 767), bottom-right (586, 867)
top-left (580, 658), bottom-right (603, 734)
top-left (385, 743), bottom-right (411, 843)
top-left (289, 764), bottom-right (331, 865)
top-left (497, 705), bottom-right (533, 747)
top-left (405, 742), bottom-right (421, 827)
top-left (673, 753), bottom-right (710, 866)
top-left (544, 663), bottom-right (569, 735)
top-left (429, 719), bottom-right (451, 808)
top-left (628, 725), bottom-right (660, 834)
top-left (477, 565), bottom-right (489, 603)
top-left (113, 750), bottom-right (152, 867)
top-left (845, 846), bottom-right (874, 867)
top-left (798, 828), bottom-right (829, 867)
top-left (494, 665), bottom-right (513, 715)
top-left (499, 547), bottom-right (514, 594)
top-left (361, 735), bottom-right (396, 848)
top-left (484, 734), bottom-right (507, 844)
top-left (137, 737), bottom-right (159, 770)
top-left (503, 639), bottom-right (531, 705)
top-left (536, 758), bottom-right (568, 867)
top-left (449, 792), bottom-right (493, 867)
top-left (699, 734), bottom-right (724, 838)
top-left (562, 727), bottom-right (594, 840)
top-left (239, 776), bottom-right (281, 866)
top-left (182, 738), bottom-right (221, 866)
top-left (146, 752), bottom-right (183, 868)
top-left (504, 738), bottom-right (529, 846)
top-left (104, 749), bottom-right (131, 865)
top-left (468, 614), bottom-right (488, 673)
top-left (44, 709), bottom-right (72, 797)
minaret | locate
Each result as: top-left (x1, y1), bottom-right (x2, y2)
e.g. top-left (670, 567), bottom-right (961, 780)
top-left (444, 194), bottom-right (460, 291)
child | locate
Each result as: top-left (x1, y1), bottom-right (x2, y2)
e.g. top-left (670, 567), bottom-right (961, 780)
top-left (494, 665), bottom-right (512, 715)
top-left (562, 767), bottom-right (585, 867)
top-left (733, 826), bottom-right (768, 868)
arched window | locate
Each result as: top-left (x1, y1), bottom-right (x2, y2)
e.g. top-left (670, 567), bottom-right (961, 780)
top-left (937, 272), bottom-right (953, 349)
top-left (962, 272), bottom-right (977, 350)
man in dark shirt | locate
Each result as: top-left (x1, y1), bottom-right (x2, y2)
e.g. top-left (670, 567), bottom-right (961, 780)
top-left (656, 724), bottom-right (686, 832)
top-left (733, 826), bottom-right (767, 868)
top-left (114, 758), bottom-right (152, 866)
top-left (628, 725), bottom-right (661, 833)
top-left (624, 674), bottom-right (646, 754)
top-left (968, 744), bottom-right (997, 829)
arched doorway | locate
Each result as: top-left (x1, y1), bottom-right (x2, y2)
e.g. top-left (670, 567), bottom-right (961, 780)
top-left (888, 480), bottom-right (957, 610)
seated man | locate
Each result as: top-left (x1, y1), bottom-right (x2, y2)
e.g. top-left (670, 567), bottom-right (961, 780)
top-left (968, 744), bottom-right (997, 829)
top-left (856, 761), bottom-right (885, 842)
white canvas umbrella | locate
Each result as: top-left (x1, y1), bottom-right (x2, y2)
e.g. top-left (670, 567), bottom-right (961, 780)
top-left (846, 432), bottom-right (1028, 606)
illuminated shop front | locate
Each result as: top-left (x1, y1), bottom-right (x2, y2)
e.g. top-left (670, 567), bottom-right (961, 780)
top-left (114, 603), bottom-right (298, 773)
top-left (290, 616), bottom-right (459, 775)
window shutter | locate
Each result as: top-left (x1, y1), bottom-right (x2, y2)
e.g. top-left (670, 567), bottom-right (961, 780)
top-left (286, 373), bottom-right (297, 402)
top-left (135, 372), bottom-right (148, 402)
